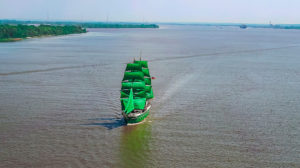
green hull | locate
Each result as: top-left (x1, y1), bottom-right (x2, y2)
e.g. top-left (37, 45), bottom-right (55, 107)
top-left (125, 109), bottom-right (149, 124)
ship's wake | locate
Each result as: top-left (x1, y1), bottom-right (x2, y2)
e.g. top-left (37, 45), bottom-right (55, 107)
top-left (151, 73), bottom-right (195, 120)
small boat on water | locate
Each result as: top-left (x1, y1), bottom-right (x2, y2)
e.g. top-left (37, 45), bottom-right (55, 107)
top-left (120, 59), bottom-right (154, 124)
top-left (240, 24), bottom-right (247, 29)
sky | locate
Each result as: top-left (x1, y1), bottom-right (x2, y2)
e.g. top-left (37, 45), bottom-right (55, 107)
top-left (0, 0), bottom-right (300, 24)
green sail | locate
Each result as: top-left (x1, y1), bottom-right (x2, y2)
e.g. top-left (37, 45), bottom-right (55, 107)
top-left (121, 98), bottom-right (146, 110)
top-left (120, 90), bottom-right (146, 98)
top-left (133, 98), bottom-right (146, 109)
top-left (134, 60), bottom-right (148, 68)
top-left (121, 81), bottom-right (146, 90)
top-left (142, 68), bottom-right (150, 77)
top-left (145, 85), bottom-right (151, 92)
top-left (146, 87), bottom-right (154, 99)
top-left (144, 77), bottom-right (151, 85)
top-left (126, 63), bottom-right (142, 71)
top-left (135, 91), bottom-right (146, 98)
top-left (120, 90), bottom-right (129, 98)
top-left (124, 88), bottom-right (134, 114)
top-left (123, 71), bottom-right (144, 81)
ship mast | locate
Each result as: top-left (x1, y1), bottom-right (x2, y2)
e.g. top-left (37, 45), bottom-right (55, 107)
top-left (139, 50), bottom-right (142, 60)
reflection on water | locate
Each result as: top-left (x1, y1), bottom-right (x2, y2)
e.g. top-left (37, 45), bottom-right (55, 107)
top-left (118, 122), bottom-right (152, 168)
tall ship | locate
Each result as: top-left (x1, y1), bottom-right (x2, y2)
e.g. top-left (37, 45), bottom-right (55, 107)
top-left (120, 59), bottom-right (154, 124)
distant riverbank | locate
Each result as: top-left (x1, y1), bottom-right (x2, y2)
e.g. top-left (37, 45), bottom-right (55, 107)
top-left (0, 20), bottom-right (160, 29)
top-left (81, 23), bottom-right (159, 28)
top-left (164, 22), bottom-right (300, 30)
top-left (0, 21), bottom-right (159, 42)
top-left (0, 24), bottom-right (86, 42)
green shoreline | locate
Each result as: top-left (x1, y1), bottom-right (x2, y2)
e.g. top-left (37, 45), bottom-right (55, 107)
top-left (82, 23), bottom-right (159, 28)
top-left (0, 38), bottom-right (23, 42)
top-left (0, 34), bottom-right (82, 42)
top-left (0, 19), bottom-right (160, 28)
top-left (0, 22), bottom-right (159, 42)
top-left (0, 24), bottom-right (86, 42)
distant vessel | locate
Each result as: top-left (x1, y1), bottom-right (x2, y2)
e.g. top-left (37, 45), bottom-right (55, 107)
top-left (120, 59), bottom-right (154, 124)
top-left (240, 24), bottom-right (247, 29)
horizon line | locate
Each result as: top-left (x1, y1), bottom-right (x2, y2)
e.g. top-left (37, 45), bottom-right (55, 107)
top-left (1, 19), bottom-right (300, 25)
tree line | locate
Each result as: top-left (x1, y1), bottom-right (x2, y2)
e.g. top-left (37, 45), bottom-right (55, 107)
top-left (0, 24), bottom-right (86, 39)
top-left (81, 23), bottom-right (159, 28)
top-left (0, 20), bottom-right (159, 29)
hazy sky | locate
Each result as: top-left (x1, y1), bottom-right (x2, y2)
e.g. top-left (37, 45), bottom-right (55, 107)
top-left (0, 0), bottom-right (299, 24)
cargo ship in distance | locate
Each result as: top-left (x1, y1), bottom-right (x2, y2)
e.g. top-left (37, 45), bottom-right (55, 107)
top-left (120, 59), bottom-right (154, 124)
top-left (240, 24), bottom-right (247, 29)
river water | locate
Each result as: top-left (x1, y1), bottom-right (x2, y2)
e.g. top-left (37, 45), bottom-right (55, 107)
top-left (1, 25), bottom-right (300, 167)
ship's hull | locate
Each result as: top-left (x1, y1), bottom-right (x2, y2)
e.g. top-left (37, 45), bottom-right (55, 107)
top-left (126, 109), bottom-right (149, 124)
top-left (122, 101), bottom-right (151, 125)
